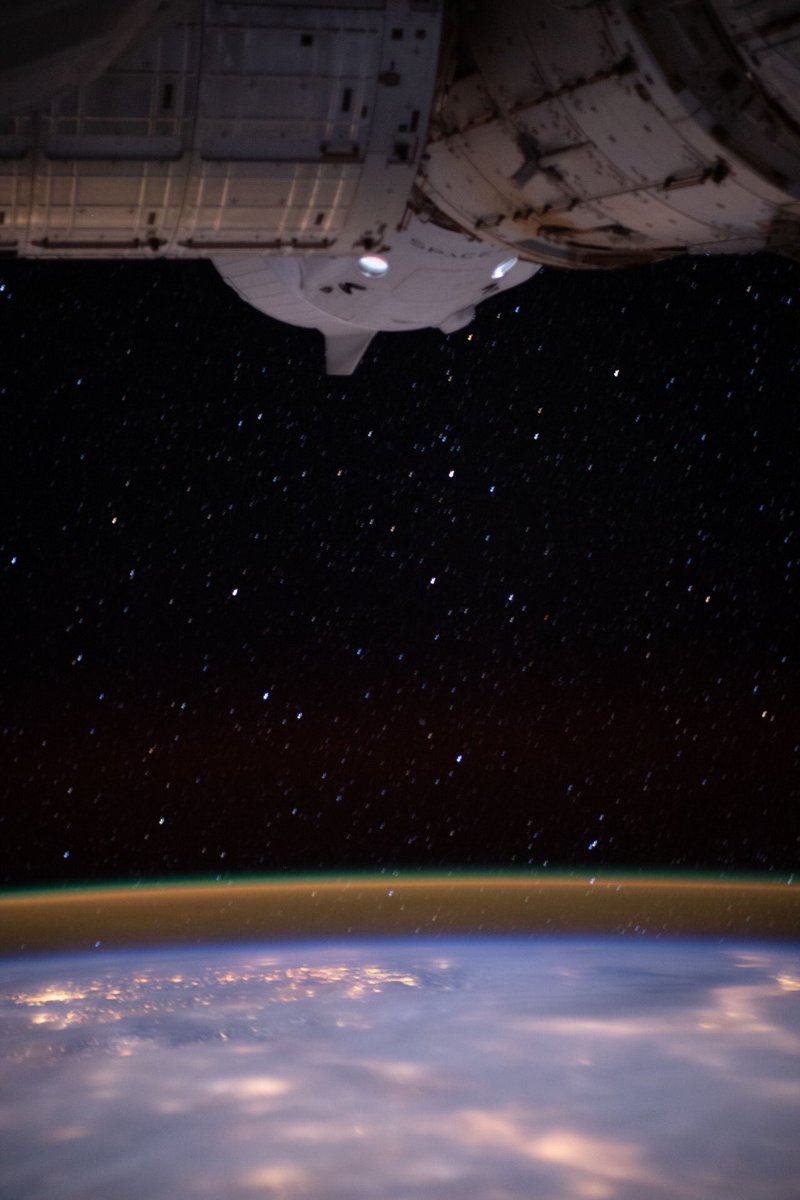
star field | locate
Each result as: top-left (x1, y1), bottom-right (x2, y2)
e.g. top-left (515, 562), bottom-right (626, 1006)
top-left (1, 253), bottom-right (798, 886)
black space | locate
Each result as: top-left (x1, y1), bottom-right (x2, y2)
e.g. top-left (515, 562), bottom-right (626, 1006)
top-left (1, 253), bottom-right (798, 888)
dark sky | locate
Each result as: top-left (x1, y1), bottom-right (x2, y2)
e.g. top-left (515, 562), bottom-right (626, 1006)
top-left (1, 252), bottom-right (798, 889)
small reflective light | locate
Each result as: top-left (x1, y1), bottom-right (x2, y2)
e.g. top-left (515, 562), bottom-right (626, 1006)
top-left (358, 254), bottom-right (390, 277)
top-left (491, 257), bottom-right (518, 280)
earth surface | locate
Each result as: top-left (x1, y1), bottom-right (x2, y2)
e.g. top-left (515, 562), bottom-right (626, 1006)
top-left (1, 937), bottom-right (799, 1199)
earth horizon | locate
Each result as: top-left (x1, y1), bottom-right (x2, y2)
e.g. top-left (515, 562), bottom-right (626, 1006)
top-left (1, 876), bottom-right (799, 1198)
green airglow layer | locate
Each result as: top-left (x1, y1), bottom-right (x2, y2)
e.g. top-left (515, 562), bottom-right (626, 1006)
top-left (2, 865), bottom-right (795, 903)
top-left (1, 870), bottom-right (798, 954)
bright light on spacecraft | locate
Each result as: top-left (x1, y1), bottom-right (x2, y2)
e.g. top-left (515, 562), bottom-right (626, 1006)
top-left (358, 255), bottom-right (390, 278)
top-left (491, 258), bottom-right (518, 280)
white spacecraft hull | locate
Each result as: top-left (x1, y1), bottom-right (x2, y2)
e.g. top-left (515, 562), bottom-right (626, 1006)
top-left (1, 0), bottom-right (799, 370)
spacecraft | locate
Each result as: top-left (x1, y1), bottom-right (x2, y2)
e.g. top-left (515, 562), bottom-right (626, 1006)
top-left (2, 0), bottom-right (799, 371)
